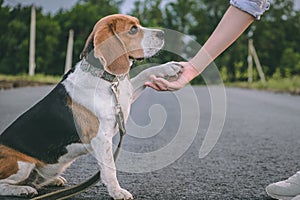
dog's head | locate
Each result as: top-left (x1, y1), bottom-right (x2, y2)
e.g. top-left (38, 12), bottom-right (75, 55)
top-left (81, 14), bottom-right (164, 75)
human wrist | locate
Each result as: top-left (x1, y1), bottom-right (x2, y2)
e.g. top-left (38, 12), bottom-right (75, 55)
top-left (179, 61), bottom-right (201, 83)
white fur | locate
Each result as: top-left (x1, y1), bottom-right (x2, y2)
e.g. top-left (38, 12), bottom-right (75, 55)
top-left (62, 62), bottom-right (181, 199)
top-left (62, 65), bottom-right (134, 199)
top-left (0, 161), bottom-right (35, 185)
top-left (34, 143), bottom-right (90, 188)
top-left (141, 27), bottom-right (164, 58)
top-left (0, 184), bottom-right (38, 197)
top-left (0, 162), bottom-right (37, 196)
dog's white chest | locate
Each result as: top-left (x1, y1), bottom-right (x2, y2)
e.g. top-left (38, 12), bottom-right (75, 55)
top-left (62, 65), bottom-right (133, 128)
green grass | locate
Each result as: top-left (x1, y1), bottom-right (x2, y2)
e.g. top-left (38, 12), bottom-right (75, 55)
top-left (0, 73), bottom-right (61, 84)
top-left (226, 76), bottom-right (300, 95)
top-left (0, 74), bottom-right (299, 95)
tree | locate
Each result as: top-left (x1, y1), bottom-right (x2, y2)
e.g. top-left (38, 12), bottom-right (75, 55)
top-left (53, 0), bottom-right (122, 74)
top-left (1, 0), bottom-right (299, 80)
top-left (131, 0), bottom-right (163, 27)
top-left (35, 13), bottom-right (61, 74)
top-left (0, 4), bottom-right (31, 74)
top-left (280, 48), bottom-right (300, 77)
top-left (0, 0), bottom-right (122, 75)
top-left (252, 0), bottom-right (300, 77)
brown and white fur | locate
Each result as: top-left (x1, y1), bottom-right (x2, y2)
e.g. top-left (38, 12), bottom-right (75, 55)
top-left (0, 14), bottom-right (181, 199)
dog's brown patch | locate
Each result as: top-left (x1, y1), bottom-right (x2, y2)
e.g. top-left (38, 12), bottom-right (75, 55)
top-left (67, 97), bottom-right (99, 143)
top-left (82, 14), bottom-right (144, 75)
top-left (0, 145), bottom-right (44, 179)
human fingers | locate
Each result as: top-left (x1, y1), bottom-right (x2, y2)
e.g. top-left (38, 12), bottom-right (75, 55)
top-left (145, 75), bottom-right (170, 91)
top-left (145, 75), bottom-right (184, 91)
top-left (144, 76), bottom-right (163, 91)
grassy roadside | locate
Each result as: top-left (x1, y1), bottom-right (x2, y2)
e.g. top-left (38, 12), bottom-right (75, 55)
top-left (1, 74), bottom-right (300, 95)
top-left (0, 74), bottom-right (61, 89)
top-left (225, 76), bottom-right (300, 95)
top-left (0, 74), bottom-right (61, 83)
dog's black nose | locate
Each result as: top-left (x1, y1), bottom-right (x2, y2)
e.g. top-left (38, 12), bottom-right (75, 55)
top-left (156, 31), bottom-right (164, 40)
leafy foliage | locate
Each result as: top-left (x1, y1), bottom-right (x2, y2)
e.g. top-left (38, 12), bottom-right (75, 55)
top-left (0, 0), bottom-right (299, 83)
top-left (0, 0), bottom-right (121, 75)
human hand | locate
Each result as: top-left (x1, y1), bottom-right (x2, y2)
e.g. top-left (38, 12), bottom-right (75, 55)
top-left (145, 61), bottom-right (200, 91)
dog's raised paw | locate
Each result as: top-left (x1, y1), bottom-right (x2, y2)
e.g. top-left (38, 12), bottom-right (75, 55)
top-left (154, 61), bottom-right (183, 80)
top-left (109, 187), bottom-right (133, 200)
top-left (166, 62), bottom-right (183, 80)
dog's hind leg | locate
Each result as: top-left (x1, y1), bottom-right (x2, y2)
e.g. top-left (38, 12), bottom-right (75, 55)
top-left (0, 160), bottom-right (38, 197)
top-left (32, 143), bottom-right (89, 188)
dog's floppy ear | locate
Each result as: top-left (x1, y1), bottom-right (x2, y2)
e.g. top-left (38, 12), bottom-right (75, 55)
top-left (80, 32), bottom-right (94, 60)
top-left (80, 31), bottom-right (106, 68)
top-left (93, 21), bottom-right (131, 75)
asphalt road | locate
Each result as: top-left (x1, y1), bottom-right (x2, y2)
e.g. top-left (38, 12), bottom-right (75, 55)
top-left (0, 85), bottom-right (300, 200)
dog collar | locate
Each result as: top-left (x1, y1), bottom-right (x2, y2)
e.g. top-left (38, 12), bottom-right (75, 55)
top-left (80, 59), bottom-right (127, 82)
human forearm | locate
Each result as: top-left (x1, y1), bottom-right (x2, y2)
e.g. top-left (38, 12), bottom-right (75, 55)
top-left (145, 0), bottom-right (270, 91)
top-left (189, 5), bottom-right (254, 78)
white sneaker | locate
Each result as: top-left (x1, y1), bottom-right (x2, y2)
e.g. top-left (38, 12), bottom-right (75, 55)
top-left (292, 195), bottom-right (300, 200)
top-left (266, 171), bottom-right (300, 200)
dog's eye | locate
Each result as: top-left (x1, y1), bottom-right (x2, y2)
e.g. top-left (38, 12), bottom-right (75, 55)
top-left (129, 26), bottom-right (138, 35)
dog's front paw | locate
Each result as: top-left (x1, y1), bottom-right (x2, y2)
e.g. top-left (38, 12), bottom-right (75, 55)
top-left (108, 186), bottom-right (133, 200)
top-left (153, 61), bottom-right (182, 80)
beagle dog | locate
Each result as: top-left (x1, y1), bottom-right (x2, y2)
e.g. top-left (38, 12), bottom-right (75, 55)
top-left (0, 14), bottom-right (181, 199)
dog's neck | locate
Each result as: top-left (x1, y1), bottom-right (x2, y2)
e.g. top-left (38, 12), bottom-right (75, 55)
top-left (79, 59), bottom-right (128, 82)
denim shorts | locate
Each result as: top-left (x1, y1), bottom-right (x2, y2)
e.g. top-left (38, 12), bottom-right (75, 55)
top-left (230, 0), bottom-right (270, 19)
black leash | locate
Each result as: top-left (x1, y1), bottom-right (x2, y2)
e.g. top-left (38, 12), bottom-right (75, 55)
top-left (30, 172), bottom-right (100, 200)
top-left (31, 79), bottom-right (126, 200)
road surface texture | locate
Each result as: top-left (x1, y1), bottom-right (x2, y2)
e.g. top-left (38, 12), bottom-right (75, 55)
top-left (0, 85), bottom-right (299, 200)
